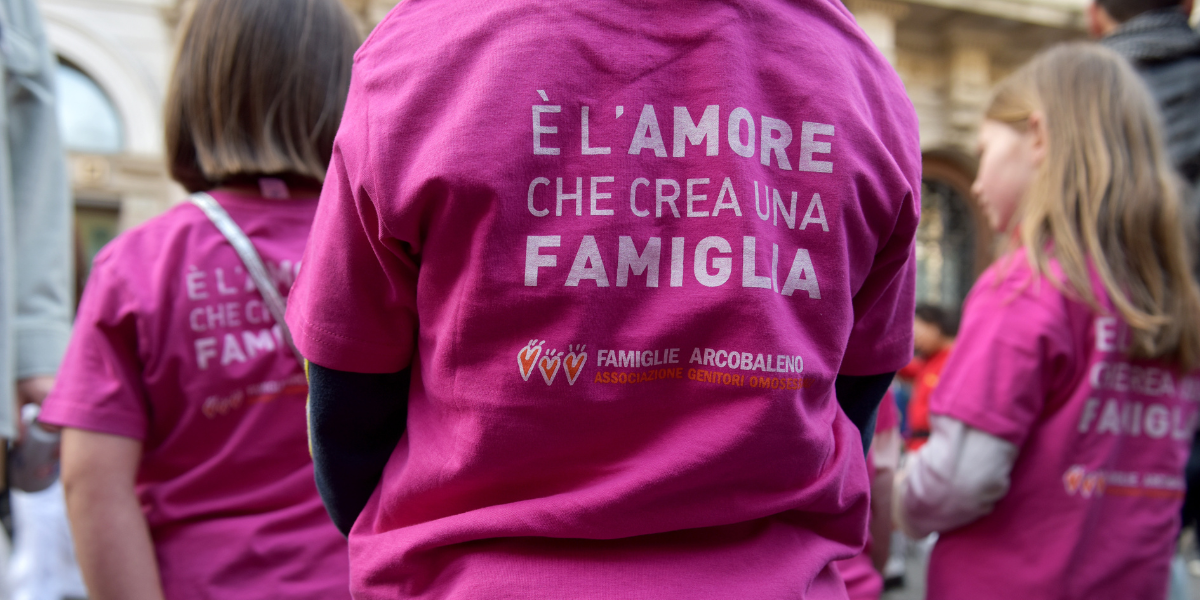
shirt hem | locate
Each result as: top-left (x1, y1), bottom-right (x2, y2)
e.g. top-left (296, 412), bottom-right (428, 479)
top-left (38, 400), bottom-right (147, 441)
top-left (290, 313), bottom-right (408, 374)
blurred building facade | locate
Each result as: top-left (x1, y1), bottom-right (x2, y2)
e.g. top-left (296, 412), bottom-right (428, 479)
top-left (41, 0), bottom-right (1194, 309)
top-left (846, 0), bottom-right (1089, 311)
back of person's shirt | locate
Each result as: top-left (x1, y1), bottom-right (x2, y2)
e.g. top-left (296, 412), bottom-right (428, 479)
top-left (286, 1), bottom-right (921, 598)
top-left (927, 250), bottom-right (1199, 599)
top-left (42, 191), bottom-right (351, 600)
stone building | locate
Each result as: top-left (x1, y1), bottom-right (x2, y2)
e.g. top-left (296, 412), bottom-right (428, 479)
top-left (37, 0), bottom-right (388, 282)
top-left (39, 0), bottom-right (1196, 308)
top-left (847, 0), bottom-right (1090, 311)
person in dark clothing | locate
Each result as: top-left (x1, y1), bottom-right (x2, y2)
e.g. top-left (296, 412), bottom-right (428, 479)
top-left (1092, 0), bottom-right (1200, 194)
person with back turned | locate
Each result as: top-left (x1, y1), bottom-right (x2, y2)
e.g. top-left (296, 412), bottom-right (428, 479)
top-left (287, 1), bottom-right (922, 597)
top-left (39, 1), bottom-right (360, 598)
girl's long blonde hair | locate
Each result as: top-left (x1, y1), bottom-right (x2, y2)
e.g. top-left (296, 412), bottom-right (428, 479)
top-left (986, 42), bottom-right (1200, 370)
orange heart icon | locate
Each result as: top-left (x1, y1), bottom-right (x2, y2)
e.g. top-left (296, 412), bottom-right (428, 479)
top-left (517, 341), bottom-right (542, 381)
top-left (1063, 466), bottom-right (1085, 495)
top-left (563, 352), bottom-right (587, 385)
top-left (539, 354), bottom-right (560, 385)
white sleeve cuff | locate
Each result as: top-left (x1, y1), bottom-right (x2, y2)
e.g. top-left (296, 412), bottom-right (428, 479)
top-left (894, 415), bottom-right (1018, 538)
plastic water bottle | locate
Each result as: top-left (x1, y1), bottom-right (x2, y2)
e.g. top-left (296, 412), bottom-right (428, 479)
top-left (9, 404), bottom-right (60, 493)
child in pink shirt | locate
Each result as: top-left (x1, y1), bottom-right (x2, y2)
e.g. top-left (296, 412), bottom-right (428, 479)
top-left (896, 43), bottom-right (1200, 599)
top-left (288, 1), bottom-right (922, 597)
top-left (39, 1), bottom-right (360, 598)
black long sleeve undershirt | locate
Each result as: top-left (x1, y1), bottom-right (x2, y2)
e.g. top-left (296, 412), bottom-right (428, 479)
top-left (834, 371), bottom-right (897, 453)
top-left (306, 363), bottom-right (894, 536)
top-left (306, 362), bottom-right (409, 535)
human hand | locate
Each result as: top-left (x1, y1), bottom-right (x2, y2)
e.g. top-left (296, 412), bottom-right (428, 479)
top-left (14, 376), bottom-right (56, 441)
top-left (16, 375), bottom-right (55, 407)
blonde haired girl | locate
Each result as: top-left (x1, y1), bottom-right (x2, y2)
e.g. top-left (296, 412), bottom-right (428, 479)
top-left (896, 42), bottom-right (1200, 599)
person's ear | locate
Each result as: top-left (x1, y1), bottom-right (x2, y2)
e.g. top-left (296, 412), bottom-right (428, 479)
top-left (1027, 111), bottom-right (1048, 166)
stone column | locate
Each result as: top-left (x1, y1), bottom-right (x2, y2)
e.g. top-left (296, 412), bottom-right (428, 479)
top-left (947, 30), bottom-right (997, 152)
top-left (844, 0), bottom-right (910, 65)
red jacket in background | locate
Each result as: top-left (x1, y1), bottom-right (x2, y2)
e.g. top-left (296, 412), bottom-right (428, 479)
top-left (899, 346), bottom-right (952, 451)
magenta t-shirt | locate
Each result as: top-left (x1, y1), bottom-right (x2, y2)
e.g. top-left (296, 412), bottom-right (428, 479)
top-left (927, 250), bottom-right (1200, 599)
top-left (41, 191), bottom-right (350, 600)
top-left (286, 1), bottom-right (921, 597)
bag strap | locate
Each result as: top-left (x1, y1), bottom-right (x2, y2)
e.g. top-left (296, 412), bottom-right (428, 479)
top-left (188, 192), bottom-right (305, 366)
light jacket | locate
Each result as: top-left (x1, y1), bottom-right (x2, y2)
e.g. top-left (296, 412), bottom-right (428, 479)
top-left (0, 0), bottom-right (73, 438)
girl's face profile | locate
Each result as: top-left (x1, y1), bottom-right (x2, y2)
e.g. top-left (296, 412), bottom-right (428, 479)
top-left (971, 119), bottom-right (1039, 232)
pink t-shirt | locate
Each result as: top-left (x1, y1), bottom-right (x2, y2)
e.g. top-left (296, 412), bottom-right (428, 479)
top-left (927, 250), bottom-right (1199, 599)
top-left (877, 390), bottom-right (901, 433)
top-left (286, 1), bottom-right (921, 597)
top-left (41, 191), bottom-right (350, 600)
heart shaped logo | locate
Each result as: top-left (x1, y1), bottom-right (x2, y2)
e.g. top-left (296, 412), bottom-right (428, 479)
top-left (517, 340), bottom-right (544, 381)
top-left (563, 345), bottom-right (587, 386)
top-left (539, 350), bottom-right (561, 386)
top-left (1063, 466), bottom-right (1085, 495)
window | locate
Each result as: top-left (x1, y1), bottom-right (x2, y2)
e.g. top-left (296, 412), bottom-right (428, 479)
top-left (56, 61), bottom-right (122, 154)
top-left (76, 205), bottom-right (119, 268)
top-left (916, 177), bottom-right (975, 310)
top-left (74, 203), bottom-right (120, 307)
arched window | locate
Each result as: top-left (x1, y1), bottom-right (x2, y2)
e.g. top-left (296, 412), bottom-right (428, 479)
top-left (916, 155), bottom-right (991, 313)
top-left (917, 178), bottom-right (974, 308)
top-left (55, 61), bottom-right (123, 154)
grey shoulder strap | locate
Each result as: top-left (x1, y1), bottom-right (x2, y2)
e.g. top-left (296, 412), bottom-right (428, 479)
top-left (188, 192), bottom-right (305, 365)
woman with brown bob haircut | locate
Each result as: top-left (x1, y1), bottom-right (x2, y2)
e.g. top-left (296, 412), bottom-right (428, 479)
top-left (38, 0), bottom-right (360, 599)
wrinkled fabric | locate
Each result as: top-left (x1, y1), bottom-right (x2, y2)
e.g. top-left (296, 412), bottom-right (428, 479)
top-left (834, 394), bottom-right (901, 600)
top-left (41, 191), bottom-right (350, 600)
top-left (286, 0), bottom-right (922, 597)
top-left (895, 415), bottom-right (1017, 539)
top-left (925, 250), bottom-right (1199, 600)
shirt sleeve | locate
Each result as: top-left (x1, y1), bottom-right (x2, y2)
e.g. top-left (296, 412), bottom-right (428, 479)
top-left (839, 188), bottom-right (919, 376)
top-left (306, 361), bottom-right (410, 535)
top-left (38, 257), bottom-right (149, 441)
top-left (894, 414), bottom-right (1018, 539)
top-left (929, 263), bottom-right (1075, 446)
top-left (872, 425), bottom-right (901, 473)
top-left (285, 74), bottom-right (419, 374)
top-left (8, 0), bottom-right (73, 383)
